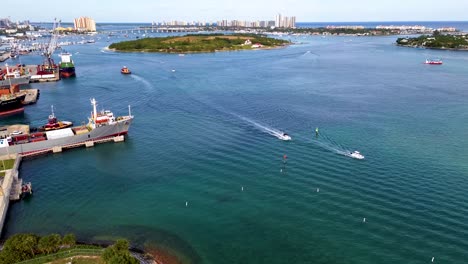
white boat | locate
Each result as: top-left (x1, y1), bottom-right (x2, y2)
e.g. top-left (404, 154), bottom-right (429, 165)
top-left (279, 133), bottom-right (291, 141)
top-left (350, 151), bottom-right (364, 160)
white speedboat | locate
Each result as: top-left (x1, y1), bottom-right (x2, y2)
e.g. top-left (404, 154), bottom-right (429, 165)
top-left (279, 133), bottom-right (292, 141)
top-left (350, 151), bottom-right (364, 160)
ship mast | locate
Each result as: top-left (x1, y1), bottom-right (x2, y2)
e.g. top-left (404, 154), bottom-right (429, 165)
top-left (91, 98), bottom-right (97, 121)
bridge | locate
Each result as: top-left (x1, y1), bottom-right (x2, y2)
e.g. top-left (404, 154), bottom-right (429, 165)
top-left (103, 26), bottom-right (205, 35)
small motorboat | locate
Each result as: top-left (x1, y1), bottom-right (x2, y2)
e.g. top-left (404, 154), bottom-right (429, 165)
top-left (21, 182), bottom-right (33, 198)
top-left (279, 133), bottom-right (292, 141)
top-left (424, 59), bottom-right (443, 65)
top-left (121, 66), bottom-right (131, 74)
top-left (350, 151), bottom-right (365, 160)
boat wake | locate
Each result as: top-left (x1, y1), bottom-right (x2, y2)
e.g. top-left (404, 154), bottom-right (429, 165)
top-left (234, 114), bottom-right (291, 141)
top-left (312, 131), bottom-right (362, 159)
top-left (100, 46), bottom-right (112, 53)
top-left (130, 74), bottom-right (154, 91)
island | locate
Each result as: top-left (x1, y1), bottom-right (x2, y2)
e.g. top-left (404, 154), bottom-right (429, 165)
top-left (109, 34), bottom-right (290, 53)
top-left (396, 33), bottom-right (468, 50)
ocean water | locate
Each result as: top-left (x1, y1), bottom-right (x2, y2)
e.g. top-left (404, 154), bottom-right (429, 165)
top-left (297, 21), bottom-right (468, 31)
top-left (2, 28), bottom-right (468, 264)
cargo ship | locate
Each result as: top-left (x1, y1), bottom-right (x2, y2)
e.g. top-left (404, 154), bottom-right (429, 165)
top-left (0, 64), bottom-right (31, 88)
top-left (0, 98), bottom-right (133, 156)
top-left (59, 52), bottom-right (76, 78)
top-left (0, 93), bottom-right (26, 116)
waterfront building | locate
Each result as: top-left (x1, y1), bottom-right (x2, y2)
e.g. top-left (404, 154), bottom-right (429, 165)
top-left (73, 17), bottom-right (96, 32)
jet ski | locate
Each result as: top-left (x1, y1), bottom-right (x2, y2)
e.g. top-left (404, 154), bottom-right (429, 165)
top-left (350, 151), bottom-right (364, 160)
top-left (279, 133), bottom-right (292, 141)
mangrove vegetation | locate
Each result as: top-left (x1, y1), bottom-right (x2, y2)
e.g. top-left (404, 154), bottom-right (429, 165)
top-left (396, 33), bottom-right (468, 50)
top-left (109, 34), bottom-right (290, 53)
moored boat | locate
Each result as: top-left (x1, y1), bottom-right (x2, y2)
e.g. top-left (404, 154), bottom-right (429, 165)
top-left (59, 52), bottom-right (76, 78)
top-left (0, 64), bottom-right (31, 88)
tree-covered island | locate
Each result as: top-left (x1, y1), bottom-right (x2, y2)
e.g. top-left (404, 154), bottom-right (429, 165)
top-left (109, 34), bottom-right (290, 53)
top-left (396, 33), bottom-right (468, 50)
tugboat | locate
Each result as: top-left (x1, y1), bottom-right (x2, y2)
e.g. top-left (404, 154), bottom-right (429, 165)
top-left (121, 66), bottom-right (131, 74)
top-left (39, 105), bottom-right (73, 131)
top-left (59, 52), bottom-right (76, 78)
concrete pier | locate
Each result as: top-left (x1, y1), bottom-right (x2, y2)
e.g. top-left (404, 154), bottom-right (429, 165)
top-left (20, 89), bottom-right (40, 105)
top-left (25, 135), bottom-right (126, 158)
top-left (0, 154), bottom-right (22, 235)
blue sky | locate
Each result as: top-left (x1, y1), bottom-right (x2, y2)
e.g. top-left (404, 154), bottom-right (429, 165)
top-left (3, 0), bottom-right (467, 23)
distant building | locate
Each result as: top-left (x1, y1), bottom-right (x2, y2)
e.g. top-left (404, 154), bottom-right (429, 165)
top-left (156, 14), bottom-right (295, 29)
top-left (275, 14), bottom-right (296, 28)
top-left (0, 18), bottom-right (12, 29)
top-left (73, 17), bottom-right (96, 32)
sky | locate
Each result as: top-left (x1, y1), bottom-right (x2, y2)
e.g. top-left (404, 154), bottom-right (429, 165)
top-left (2, 0), bottom-right (467, 23)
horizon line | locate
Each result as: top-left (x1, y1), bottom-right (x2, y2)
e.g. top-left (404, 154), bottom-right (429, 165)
top-left (32, 20), bottom-right (468, 24)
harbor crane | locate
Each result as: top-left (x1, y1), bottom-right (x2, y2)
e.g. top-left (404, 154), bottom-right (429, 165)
top-left (40, 18), bottom-right (60, 73)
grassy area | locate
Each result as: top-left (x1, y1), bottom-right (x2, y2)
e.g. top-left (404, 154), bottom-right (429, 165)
top-left (15, 248), bottom-right (104, 264)
top-left (0, 159), bottom-right (15, 171)
top-left (50, 256), bottom-right (105, 264)
top-left (0, 171), bottom-right (4, 177)
top-left (109, 33), bottom-right (290, 53)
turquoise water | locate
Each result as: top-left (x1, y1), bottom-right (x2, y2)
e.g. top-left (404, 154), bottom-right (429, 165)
top-left (3, 32), bottom-right (468, 264)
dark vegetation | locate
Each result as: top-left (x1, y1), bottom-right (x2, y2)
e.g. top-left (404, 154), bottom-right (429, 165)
top-left (109, 33), bottom-right (289, 53)
top-left (0, 233), bottom-right (138, 264)
top-left (397, 33), bottom-right (468, 49)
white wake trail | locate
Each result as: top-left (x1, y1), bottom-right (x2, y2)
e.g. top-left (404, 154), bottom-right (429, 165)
top-left (235, 114), bottom-right (288, 140)
top-left (130, 74), bottom-right (153, 91)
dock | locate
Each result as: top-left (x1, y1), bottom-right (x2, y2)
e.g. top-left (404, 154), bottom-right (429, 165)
top-left (19, 88), bottom-right (40, 105)
top-left (0, 154), bottom-right (22, 235)
top-left (24, 135), bottom-right (125, 157)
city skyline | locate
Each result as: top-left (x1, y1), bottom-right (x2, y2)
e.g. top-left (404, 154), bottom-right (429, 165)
top-left (2, 0), bottom-right (468, 23)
